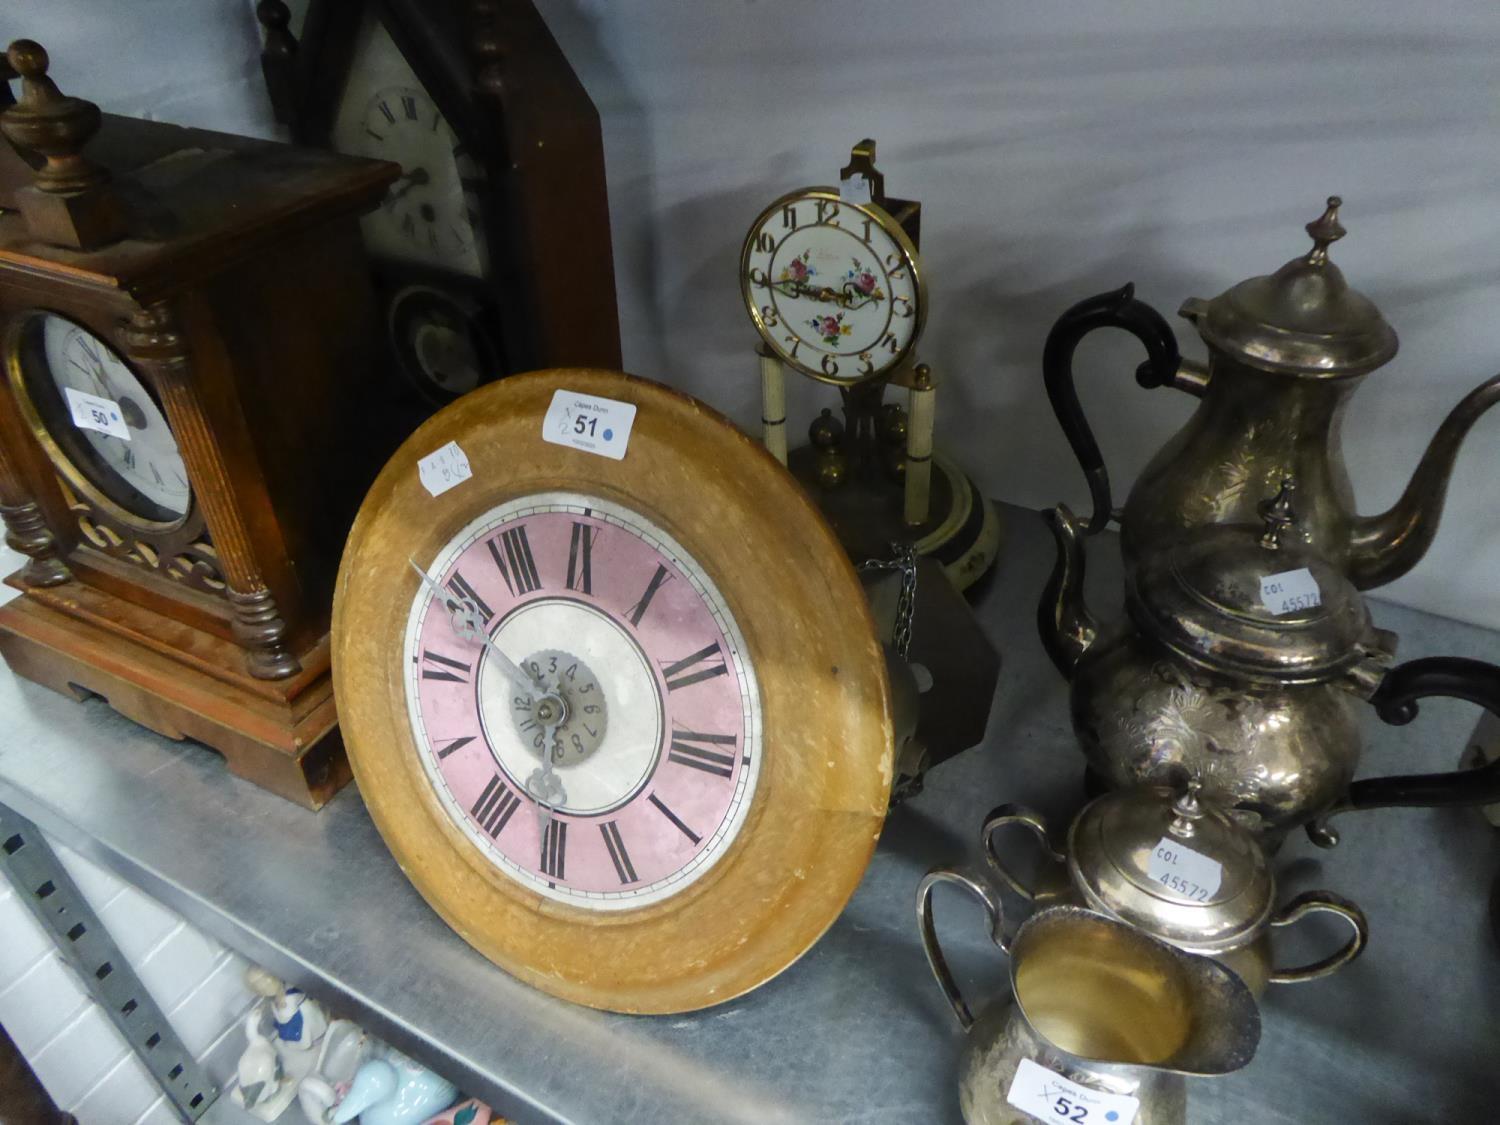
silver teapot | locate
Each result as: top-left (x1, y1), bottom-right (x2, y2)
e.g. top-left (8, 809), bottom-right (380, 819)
top-left (917, 878), bottom-right (1259, 1125)
top-left (983, 783), bottom-right (1366, 996)
top-left (1039, 482), bottom-right (1500, 844)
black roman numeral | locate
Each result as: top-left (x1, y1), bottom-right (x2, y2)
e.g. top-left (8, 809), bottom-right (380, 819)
top-left (566, 522), bottom-right (597, 594)
top-left (541, 820), bottom-right (567, 879)
top-left (470, 776), bottom-right (521, 838)
top-left (401, 94), bottom-right (418, 120)
top-left (648, 794), bottom-right (701, 845)
top-left (668, 729), bottom-right (737, 778)
top-left (488, 526), bottom-right (541, 596)
top-left (627, 564), bottom-right (671, 626)
top-left (599, 821), bottom-right (637, 884)
top-left (419, 649), bottom-right (470, 683)
top-left (378, 101), bottom-right (396, 124)
top-left (445, 571), bottom-right (492, 621)
top-left (661, 642), bottom-right (728, 692)
top-left (435, 735), bottom-right (476, 760)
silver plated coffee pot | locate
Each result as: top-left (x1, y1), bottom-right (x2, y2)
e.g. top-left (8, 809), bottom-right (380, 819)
top-left (1042, 197), bottom-right (1500, 590)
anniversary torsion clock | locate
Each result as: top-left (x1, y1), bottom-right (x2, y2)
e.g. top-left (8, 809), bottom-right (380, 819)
top-left (333, 368), bottom-right (894, 1012)
top-left (256, 0), bottom-right (621, 406)
top-left (0, 41), bottom-right (400, 806)
top-left (739, 140), bottom-right (1000, 591)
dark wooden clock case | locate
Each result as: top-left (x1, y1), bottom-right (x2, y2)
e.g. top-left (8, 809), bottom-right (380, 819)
top-left (257, 0), bottom-right (622, 401)
top-left (0, 56), bottom-right (401, 808)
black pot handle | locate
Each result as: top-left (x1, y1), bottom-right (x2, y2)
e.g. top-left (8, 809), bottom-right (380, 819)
top-left (1041, 284), bottom-right (1181, 534)
top-left (1306, 656), bottom-right (1500, 847)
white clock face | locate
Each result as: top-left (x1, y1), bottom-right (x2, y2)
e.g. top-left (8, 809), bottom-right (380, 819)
top-left (19, 314), bottom-right (191, 525)
top-left (741, 191), bottom-right (924, 383)
top-left (330, 14), bottom-right (486, 277)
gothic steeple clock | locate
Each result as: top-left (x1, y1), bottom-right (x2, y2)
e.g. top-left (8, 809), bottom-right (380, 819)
top-left (0, 41), bottom-right (400, 807)
top-left (255, 0), bottom-right (622, 406)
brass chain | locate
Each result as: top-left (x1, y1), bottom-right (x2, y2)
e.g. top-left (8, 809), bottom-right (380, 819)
top-left (857, 542), bottom-right (918, 657)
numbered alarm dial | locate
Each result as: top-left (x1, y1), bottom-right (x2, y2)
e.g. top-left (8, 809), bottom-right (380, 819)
top-left (329, 14), bottom-right (486, 277)
top-left (10, 314), bottom-right (191, 527)
top-left (406, 492), bottom-right (761, 909)
top-left (740, 189), bottom-right (925, 384)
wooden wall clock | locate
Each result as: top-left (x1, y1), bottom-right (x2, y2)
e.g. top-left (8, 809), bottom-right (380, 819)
top-left (0, 41), bottom-right (400, 807)
top-left (255, 0), bottom-right (622, 407)
top-left (333, 368), bottom-right (894, 1012)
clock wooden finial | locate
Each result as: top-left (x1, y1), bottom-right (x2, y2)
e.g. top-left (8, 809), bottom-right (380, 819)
top-left (254, 1), bottom-right (300, 125)
top-left (0, 39), bottom-right (125, 248)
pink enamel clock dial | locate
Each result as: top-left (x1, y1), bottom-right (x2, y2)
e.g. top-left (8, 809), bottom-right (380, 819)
top-left (403, 490), bottom-right (762, 910)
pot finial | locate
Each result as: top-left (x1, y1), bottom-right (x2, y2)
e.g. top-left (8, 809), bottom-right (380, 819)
top-left (1304, 196), bottom-right (1346, 265)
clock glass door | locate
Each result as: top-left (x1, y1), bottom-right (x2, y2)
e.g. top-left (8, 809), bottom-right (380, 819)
top-left (404, 491), bottom-right (763, 910)
top-left (9, 313), bottom-right (191, 528)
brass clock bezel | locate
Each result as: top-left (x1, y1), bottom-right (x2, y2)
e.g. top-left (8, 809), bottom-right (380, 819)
top-left (739, 187), bottom-right (928, 387)
top-left (4, 310), bottom-right (193, 536)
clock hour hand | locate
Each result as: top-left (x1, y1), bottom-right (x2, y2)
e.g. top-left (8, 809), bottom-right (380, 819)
top-left (386, 166), bottom-right (431, 205)
top-left (407, 559), bottom-right (540, 691)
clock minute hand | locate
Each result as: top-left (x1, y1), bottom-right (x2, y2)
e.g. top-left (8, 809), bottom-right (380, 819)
top-left (407, 559), bottom-right (539, 691)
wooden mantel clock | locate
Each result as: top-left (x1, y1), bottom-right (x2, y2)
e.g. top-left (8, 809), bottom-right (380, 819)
top-left (0, 41), bottom-right (400, 807)
top-left (333, 368), bottom-right (893, 1012)
top-left (254, 0), bottom-right (621, 406)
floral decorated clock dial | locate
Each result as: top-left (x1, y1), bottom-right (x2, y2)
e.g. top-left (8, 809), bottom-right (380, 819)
top-left (740, 189), bottom-right (925, 384)
top-left (406, 492), bottom-right (761, 909)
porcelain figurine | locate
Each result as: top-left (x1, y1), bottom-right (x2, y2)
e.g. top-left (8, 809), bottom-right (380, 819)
top-left (330, 1047), bottom-right (459, 1125)
top-left (421, 1098), bottom-right (495, 1125)
top-left (230, 1007), bottom-right (302, 1122)
top-left (246, 965), bottom-right (329, 1051)
top-left (298, 1019), bottom-right (373, 1125)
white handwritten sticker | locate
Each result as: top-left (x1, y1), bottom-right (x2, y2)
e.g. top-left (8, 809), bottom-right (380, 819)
top-left (542, 389), bottom-right (636, 461)
top-left (839, 173), bottom-right (873, 204)
top-left (417, 440), bottom-right (472, 497)
top-left (1260, 567), bottom-right (1321, 616)
top-left (1147, 838), bottom-right (1223, 902)
top-left (1007, 1057), bottom-right (1139, 1125)
top-left (64, 387), bottom-right (130, 441)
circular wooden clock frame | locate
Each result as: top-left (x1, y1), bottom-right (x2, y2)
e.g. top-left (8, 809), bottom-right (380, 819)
top-left (333, 368), bottom-right (894, 1013)
top-left (739, 187), bottom-right (929, 388)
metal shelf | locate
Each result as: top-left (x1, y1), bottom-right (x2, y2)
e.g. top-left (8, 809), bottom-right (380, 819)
top-left (1, 504), bottom-right (1495, 1123)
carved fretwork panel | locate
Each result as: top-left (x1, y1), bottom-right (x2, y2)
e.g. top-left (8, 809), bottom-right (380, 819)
top-left (54, 474), bottom-right (225, 597)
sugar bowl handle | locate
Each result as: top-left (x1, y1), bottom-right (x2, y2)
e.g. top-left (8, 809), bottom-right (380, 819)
top-left (916, 867), bottom-right (1009, 1031)
top-left (1309, 656), bottom-right (1500, 846)
top-left (1266, 891), bottom-right (1369, 984)
top-left (1042, 283), bottom-right (1182, 534)
top-left (981, 804), bottom-right (1067, 900)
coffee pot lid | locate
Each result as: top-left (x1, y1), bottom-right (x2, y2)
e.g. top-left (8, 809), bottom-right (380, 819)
top-left (1126, 479), bottom-right (1376, 682)
top-left (1186, 197), bottom-right (1398, 378)
top-left (1068, 782), bottom-right (1273, 953)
